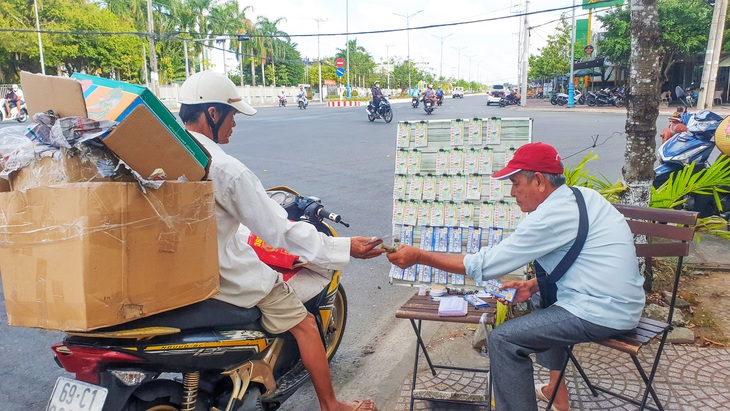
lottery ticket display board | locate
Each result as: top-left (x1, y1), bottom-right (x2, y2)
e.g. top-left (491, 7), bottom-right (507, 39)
top-left (389, 117), bottom-right (532, 290)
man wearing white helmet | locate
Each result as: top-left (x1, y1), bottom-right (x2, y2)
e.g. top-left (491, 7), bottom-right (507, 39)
top-left (178, 71), bottom-right (382, 411)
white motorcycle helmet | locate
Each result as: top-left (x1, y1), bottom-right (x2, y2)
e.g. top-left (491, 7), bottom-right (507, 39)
top-left (179, 71), bottom-right (255, 143)
top-left (179, 71), bottom-right (256, 116)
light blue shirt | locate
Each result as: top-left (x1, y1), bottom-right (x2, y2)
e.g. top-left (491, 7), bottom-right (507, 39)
top-left (464, 185), bottom-right (645, 330)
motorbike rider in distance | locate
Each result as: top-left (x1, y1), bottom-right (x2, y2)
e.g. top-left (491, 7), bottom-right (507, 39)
top-left (423, 84), bottom-right (436, 105)
top-left (279, 90), bottom-right (287, 107)
top-left (436, 86), bottom-right (444, 105)
top-left (4, 86), bottom-right (20, 119)
top-left (370, 81), bottom-right (383, 114)
top-left (178, 71), bottom-right (384, 411)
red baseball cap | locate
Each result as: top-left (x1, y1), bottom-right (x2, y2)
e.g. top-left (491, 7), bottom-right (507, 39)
top-left (492, 142), bottom-right (564, 180)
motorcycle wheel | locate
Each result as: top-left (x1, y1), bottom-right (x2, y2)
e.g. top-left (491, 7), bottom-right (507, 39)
top-left (16, 109), bottom-right (28, 123)
top-left (557, 99), bottom-right (565, 106)
top-left (383, 109), bottom-right (393, 123)
top-left (298, 102), bottom-right (304, 109)
top-left (550, 98), bottom-right (557, 106)
top-left (126, 397), bottom-right (181, 411)
top-left (325, 285), bottom-right (348, 361)
top-left (587, 98), bottom-right (596, 107)
top-left (614, 98), bottom-right (624, 107)
top-left (368, 112), bottom-right (375, 122)
top-left (578, 96), bottom-right (586, 105)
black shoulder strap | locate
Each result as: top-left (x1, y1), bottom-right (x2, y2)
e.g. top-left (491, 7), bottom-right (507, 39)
top-left (535, 186), bottom-right (589, 284)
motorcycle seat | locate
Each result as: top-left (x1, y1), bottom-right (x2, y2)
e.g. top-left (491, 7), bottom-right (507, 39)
top-left (94, 299), bottom-right (263, 333)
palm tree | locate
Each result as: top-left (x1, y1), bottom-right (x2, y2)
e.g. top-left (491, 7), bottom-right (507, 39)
top-left (256, 16), bottom-right (288, 87)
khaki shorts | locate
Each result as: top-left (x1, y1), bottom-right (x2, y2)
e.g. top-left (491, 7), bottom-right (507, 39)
top-left (257, 273), bottom-right (308, 334)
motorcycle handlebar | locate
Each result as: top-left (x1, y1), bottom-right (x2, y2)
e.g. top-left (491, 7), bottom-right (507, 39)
top-left (316, 207), bottom-right (342, 224)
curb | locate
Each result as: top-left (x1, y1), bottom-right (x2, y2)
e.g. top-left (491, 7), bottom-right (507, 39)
top-left (327, 101), bottom-right (362, 107)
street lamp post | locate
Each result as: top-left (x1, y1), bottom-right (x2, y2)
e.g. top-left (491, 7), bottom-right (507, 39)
top-left (431, 33), bottom-right (453, 80)
top-left (394, 9), bottom-right (423, 91)
top-left (315, 18), bottom-right (327, 103)
top-left (452, 46), bottom-right (466, 81)
top-left (568, 0), bottom-right (576, 107)
top-left (33, 0), bottom-right (45, 74)
top-left (465, 54), bottom-right (475, 82)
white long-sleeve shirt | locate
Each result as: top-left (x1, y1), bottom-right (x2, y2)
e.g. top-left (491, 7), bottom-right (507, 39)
top-left (464, 185), bottom-right (645, 330)
top-left (191, 131), bottom-right (351, 308)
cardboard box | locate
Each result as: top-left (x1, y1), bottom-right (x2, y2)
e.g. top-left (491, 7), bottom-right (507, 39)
top-left (71, 73), bottom-right (210, 175)
top-left (0, 181), bottom-right (220, 331)
top-left (19, 71), bottom-right (210, 181)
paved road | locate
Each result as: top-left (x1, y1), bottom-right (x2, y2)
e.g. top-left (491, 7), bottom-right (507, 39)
top-left (0, 95), bottom-right (670, 409)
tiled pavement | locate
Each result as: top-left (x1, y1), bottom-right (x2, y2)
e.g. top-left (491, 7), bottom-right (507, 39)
top-left (393, 342), bottom-right (730, 410)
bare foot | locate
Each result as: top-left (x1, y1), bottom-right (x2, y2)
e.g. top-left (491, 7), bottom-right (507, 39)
top-left (337, 399), bottom-right (377, 411)
top-left (540, 385), bottom-right (569, 411)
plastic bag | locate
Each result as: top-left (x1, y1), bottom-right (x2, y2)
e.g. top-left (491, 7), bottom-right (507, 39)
top-left (0, 126), bottom-right (35, 178)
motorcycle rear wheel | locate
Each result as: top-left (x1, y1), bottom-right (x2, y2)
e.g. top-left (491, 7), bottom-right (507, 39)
top-left (126, 398), bottom-right (181, 411)
top-left (383, 109), bottom-right (393, 123)
top-left (325, 285), bottom-right (348, 361)
top-left (614, 98), bottom-right (624, 107)
top-left (550, 98), bottom-right (557, 106)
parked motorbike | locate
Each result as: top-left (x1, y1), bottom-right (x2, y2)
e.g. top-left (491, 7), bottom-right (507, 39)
top-left (675, 85), bottom-right (697, 107)
top-left (654, 110), bottom-right (730, 218)
top-left (278, 95), bottom-right (287, 107)
top-left (423, 97), bottom-right (436, 115)
top-left (499, 93), bottom-right (522, 107)
top-left (586, 88), bottom-right (616, 107)
top-left (48, 187), bottom-right (351, 411)
top-left (367, 98), bottom-right (393, 123)
top-left (411, 96), bottom-right (420, 108)
top-left (0, 99), bottom-right (28, 122)
top-left (297, 95), bottom-right (308, 109)
top-left (550, 91), bottom-right (584, 106)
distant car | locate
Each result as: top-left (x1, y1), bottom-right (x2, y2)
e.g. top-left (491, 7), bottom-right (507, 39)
top-left (452, 87), bottom-right (464, 98)
top-left (487, 85), bottom-right (506, 106)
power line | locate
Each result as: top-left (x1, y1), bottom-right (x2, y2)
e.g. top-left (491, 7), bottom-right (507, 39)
top-left (0, 0), bottom-right (621, 41)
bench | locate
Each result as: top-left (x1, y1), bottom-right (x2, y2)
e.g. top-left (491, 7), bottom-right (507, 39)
top-left (546, 204), bottom-right (698, 411)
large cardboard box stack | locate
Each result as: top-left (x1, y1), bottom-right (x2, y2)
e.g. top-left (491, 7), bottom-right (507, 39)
top-left (0, 182), bottom-right (219, 331)
top-left (0, 73), bottom-right (220, 331)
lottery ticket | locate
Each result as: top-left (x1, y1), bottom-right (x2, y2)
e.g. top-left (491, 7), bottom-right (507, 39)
top-left (483, 279), bottom-right (516, 302)
top-left (448, 227), bottom-right (463, 253)
top-left (434, 227), bottom-right (449, 252)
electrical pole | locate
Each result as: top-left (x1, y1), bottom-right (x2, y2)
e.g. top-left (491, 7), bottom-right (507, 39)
top-left (394, 10), bottom-right (423, 90)
top-left (431, 33), bottom-right (453, 80)
top-left (146, 0), bottom-right (159, 96)
top-left (520, 0), bottom-right (530, 107)
top-left (697, 0), bottom-right (728, 109)
top-left (33, 0), bottom-right (45, 75)
top-left (452, 46), bottom-right (466, 81)
top-left (567, 0), bottom-right (576, 107)
top-left (315, 18), bottom-right (327, 103)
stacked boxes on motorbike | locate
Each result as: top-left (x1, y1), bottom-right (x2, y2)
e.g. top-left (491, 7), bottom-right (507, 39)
top-left (0, 72), bottom-right (220, 331)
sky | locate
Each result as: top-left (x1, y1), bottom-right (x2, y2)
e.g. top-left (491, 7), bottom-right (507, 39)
top-left (240, 0), bottom-right (605, 86)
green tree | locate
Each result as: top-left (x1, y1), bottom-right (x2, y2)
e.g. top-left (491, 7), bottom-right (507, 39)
top-left (335, 39), bottom-right (376, 86)
top-left (597, 0), bottom-right (713, 83)
top-left (527, 16), bottom-right (584, 81)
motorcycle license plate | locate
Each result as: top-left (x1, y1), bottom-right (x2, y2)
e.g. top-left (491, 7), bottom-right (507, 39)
top-left (46, 377), bottom-right (107, 411)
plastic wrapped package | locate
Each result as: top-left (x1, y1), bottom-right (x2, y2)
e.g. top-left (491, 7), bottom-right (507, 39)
top-left (0, 126), bottom-right (35, 190)
top-left (9, 144), bottom-right (135, 192)
top-left (0, 181), bottom-right (220, 331)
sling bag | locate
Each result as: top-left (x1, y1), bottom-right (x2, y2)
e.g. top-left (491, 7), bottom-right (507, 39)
top-left (534, 186), bottom-right (588, 308)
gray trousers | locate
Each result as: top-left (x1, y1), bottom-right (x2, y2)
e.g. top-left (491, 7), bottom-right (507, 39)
top-left (487, 305), bottom-right (622, 411)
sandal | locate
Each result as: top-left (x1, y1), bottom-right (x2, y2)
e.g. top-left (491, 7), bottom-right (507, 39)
top-left (535, 383), bottom-right (571, 411)
top-left (351, 399), bottom-right (378, 411)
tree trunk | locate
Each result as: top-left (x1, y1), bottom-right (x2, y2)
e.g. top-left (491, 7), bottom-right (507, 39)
top-left (261, 61), bottom-right (266, 87)
top-left (272, 60), bottom-right (276, 87)
top-left (250, 60), bottom-right (256, 87)
top-left (621, 0), bottom-right (662, 207)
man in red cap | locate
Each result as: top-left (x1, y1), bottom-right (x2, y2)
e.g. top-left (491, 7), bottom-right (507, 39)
top-left (388, 142), bottom-right (645, 411)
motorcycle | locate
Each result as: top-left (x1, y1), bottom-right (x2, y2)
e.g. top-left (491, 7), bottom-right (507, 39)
top-left (586, 88), bottom-right (615, 107)
top-left (423, 97), bottom-right (436, 115)
top-left (367, 98), bottom-right (393, 123)
top-left (48, 187), bottom-right (351, 411)
top-left (0, 99), bottom-right (28, 122)
top-left (297, 95), bottom-right (308, 109)
top-left (278, 95), bottom-right (287, 107)
top-left (550, 91), bottom-right (583, 106)
top-left (499, 93), bottom-right (522, 107)
top-left (411, 96), bottom-right (420, 108)
top-left (436, 95), bottom-right (444, 106)
top-left (654, 110), bottom-right (730, 218)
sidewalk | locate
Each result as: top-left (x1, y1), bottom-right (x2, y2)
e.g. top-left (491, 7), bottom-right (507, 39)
top-left (505, 96), bottom-right (730, 117)
top-left (385, 234), bottom-right (730, 410)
